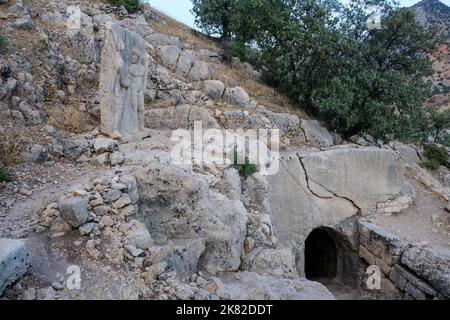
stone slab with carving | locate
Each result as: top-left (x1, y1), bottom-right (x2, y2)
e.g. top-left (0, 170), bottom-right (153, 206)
top-left (99, 21), bottom-right (151, 142)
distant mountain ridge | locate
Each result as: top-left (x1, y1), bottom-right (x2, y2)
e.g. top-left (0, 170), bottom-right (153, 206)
top-left (413, 0), bottom-right (450, 35)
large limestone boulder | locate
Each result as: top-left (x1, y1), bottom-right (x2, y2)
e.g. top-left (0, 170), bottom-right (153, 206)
top-left (216, 272), bottom-right (335, 300)
top-left (177, 51), bottom-right (196, 76)
top-left (218, 110), bottom-right (268, 130)
top-left (187, 61), bottom-right (212, 81)
top-left (302, 147), bottom-right (405, 214)
top-left (203, 80), bottom-right (225, 100)
top-left (120, 16), bottom-right (154, 39)
top-left (145, 239), bottom-right (206, 281)
top-left (393, 143), bottom-right (420, 164)
top-left (7, 0), bottom-right (32, 30)
top-left (300, 120), bottom-right (334, 148)
top-left (256, 106), bottom-right (301, 134)
top-left (146, 33), bottom-right (181, 48)
top-left (401, 246), bottom-right (450, 298)
top-left (158, 45), bottom-right (181, 68)
top-left (135, 164), bottom-right (248, 274)
top-left (223, 87), bottom-right (250, 107)
top-left (267, 153), bottom-right (358, 251)
top-left (0, 238), bottom-right (30, 295)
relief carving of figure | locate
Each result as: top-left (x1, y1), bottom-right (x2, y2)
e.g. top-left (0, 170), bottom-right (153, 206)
top-left (111, 39), bottom-right (129, 140)
top-left (129, 48), bottom-right (149, 134)
top-left (100, 22), bottom-right (150, 142)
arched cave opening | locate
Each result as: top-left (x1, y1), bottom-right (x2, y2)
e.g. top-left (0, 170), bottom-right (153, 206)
top-left (304, 226), bottom-right (360, 289)
top-left (305, 228), bottom-right (338, 280)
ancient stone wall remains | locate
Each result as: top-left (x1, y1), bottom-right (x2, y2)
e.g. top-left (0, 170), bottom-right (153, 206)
top-left (358, 221), bottom-right (448, 300)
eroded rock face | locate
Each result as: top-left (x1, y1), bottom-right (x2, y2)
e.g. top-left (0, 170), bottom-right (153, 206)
top-left (135, 164), bottom-right (248, 274)
top-left (302, 147), bottom-right (405, 214)
top-left (66, 5), bottom-right (98, 64)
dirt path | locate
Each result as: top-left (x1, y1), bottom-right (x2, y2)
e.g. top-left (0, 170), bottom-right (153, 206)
top-left (373, 179), bottom-right (450, 248)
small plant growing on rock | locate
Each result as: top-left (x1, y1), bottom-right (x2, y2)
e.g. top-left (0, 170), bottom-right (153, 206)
top-left (420, 144), bottom-right (449, 171)
top-left (38, 38), bottom-right (50, 54)
top-left (231, 147), bottom-right (258, 179)
top-left (110, 0), bottom-right (141, 13)
top-left (0, 166), bottom-right (11, 183)
top-left (0, 33), bottom-right (8, 52)
top-left (440, 133), bottom-right (450, 148)
top-left (144, 94), bottom-right (152, 105)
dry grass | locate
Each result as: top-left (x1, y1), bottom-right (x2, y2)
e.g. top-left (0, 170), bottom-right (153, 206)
top-left (212, 63), bottom-right (309, 119)
top-left (46, 103), bottom-right (95, 134)
top-left (0, 131), bottom-right (24, 166)
top-left (147, 7), bottom-right (219, 51)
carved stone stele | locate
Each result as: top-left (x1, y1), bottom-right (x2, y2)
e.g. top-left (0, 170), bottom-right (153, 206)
top-left (99, 21), bottom-right (150, 142)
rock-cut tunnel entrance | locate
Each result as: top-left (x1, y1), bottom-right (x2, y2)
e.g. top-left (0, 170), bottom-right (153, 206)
top-left (305, 228), bottom-right (337, 280)
top-left (304, 227), bottom-right (360, 298)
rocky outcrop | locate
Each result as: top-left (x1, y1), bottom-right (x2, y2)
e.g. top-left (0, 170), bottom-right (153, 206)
top-left (0, 238), bottom-right (30, 295)
top-left (300, 120), bottom-right (334, 148)
top-left (216, 272), bottom-right (335, 300)
top-left (135, 164), bottom-right (248, 274)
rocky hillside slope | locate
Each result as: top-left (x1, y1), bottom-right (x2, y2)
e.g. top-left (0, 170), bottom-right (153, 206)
top-left (413, 0), bottom-right (450, 108)
top-left (0, 0), bottom-right (449, 300)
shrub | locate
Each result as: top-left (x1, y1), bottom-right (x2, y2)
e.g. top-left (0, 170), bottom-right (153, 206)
top-left (0, 33), bottom-right (8, 51)
top-left (420, 160), bottom-right (440, 171)
top-left (231, 147), bottom-right (258, 179)
top-left (422, 144), bottom-right (449, 170)
top-left (440, 133), bottom-right (450, 147)
top-left (110, 0), bottom-right (141, 13)
top-left (0, 166), bottom-right (11, 183)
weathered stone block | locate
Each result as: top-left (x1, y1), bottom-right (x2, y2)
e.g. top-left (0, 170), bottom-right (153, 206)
top-left (360, 245), bottom-right (377, 265)
top-left (401, 245), bottom-right (450, 298)
top-left (366, 241), bottom-right (383, 257)
top-left (405, 282), bottom-right (426, 300)
top-left (389, 265), bottom-right (408, 290)
top-left (59, 197), bottom-right (89, 228)
top-left (376, 257), bottom-right (392, 276)
top-left (0, 239), bottom-right (30, 295)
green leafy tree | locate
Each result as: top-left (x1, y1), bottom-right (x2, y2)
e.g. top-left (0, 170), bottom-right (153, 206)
top-left (316, 0), bottom-right (442, 142)
top-left (191, 0), bottom-right (236, 38)
top-left (190, 0), bottom-right (446, 143)
top-left (231, 0), bottom-right (342, 112)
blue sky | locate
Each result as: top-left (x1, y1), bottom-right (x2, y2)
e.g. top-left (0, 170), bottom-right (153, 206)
top-left (144, 0), bottom-right (450, 29)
